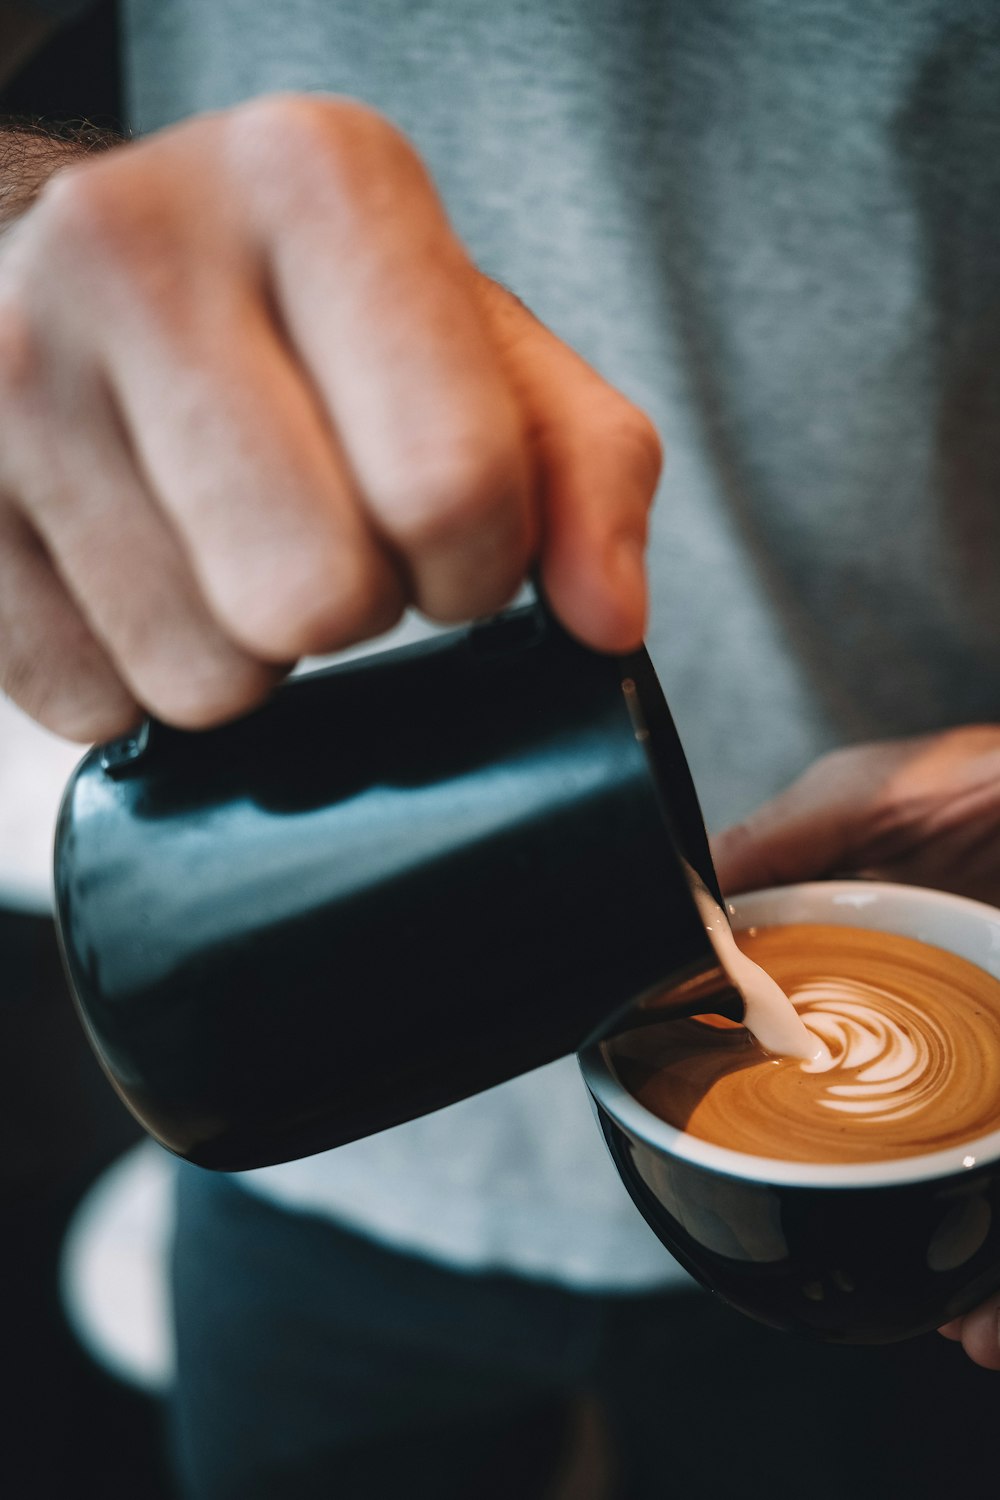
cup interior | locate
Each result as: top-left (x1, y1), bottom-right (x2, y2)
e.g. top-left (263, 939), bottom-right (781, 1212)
top-left (582, 880), bottom-right (1000, 1189)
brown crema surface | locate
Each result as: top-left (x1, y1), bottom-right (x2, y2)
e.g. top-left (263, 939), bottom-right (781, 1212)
top-left (612, 923), bottom-right (1000, 1164)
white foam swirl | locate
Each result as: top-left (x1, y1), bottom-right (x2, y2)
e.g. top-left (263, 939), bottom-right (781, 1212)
top-left (796, 980), bottom-right (944, 1122)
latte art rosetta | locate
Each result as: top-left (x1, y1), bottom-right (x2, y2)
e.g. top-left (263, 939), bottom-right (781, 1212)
top-left (611, 923), bottom-right (1000, 1165)
top-left (797, 981), bottom-right (946, 1122)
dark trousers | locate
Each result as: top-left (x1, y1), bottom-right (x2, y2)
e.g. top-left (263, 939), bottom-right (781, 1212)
top-left (170, 1163), bottom-right (1000, 1500)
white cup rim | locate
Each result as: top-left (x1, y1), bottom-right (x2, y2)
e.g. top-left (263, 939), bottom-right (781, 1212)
top-left (580, 880), bottom-right (1000, 1188)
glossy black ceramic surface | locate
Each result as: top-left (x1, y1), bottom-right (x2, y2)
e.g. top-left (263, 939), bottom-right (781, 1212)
top-left (55, 606), bottom-right (728, 1170)
top-left (585, 1055), bottom-right (1000, 1343)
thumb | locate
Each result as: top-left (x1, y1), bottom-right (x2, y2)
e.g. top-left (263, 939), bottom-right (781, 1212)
top-left (475, 278), bottom-right (663, 653)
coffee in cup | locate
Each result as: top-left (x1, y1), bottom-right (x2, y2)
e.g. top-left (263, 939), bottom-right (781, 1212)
top-left (612, 922), bottom-right (1000, 1165)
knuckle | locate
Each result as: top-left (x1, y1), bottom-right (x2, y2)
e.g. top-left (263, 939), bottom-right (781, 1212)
top-left (328, 102), bottom-right (423, 185)
top-left (34, 160), bottom-right (166, 296)
top-left (597, 397), bottom-right (664, 494)
top-left (234, 93), bottom-right (424, 217)
top-left (235, 90), bottom-right (343, 141)
top-left (34, 163), bottom-right (117, 254)
top-left (385, 441), bottom-right (528, 554)
top-left (231, 92), bottom-right (328, 160)
top-left (219, 551), bottom-right (404, 659)
top-left (804, 745), bottom-right (856, 788)
top-left (717, 816), bottom-right (764, 870)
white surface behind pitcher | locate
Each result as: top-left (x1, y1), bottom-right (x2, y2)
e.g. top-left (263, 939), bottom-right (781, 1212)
top-left (0, 694), bottom-right (82, 912)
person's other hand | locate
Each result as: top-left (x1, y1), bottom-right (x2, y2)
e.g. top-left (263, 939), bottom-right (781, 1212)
top-left (711, 725), bottom-right (1000, 908)
top-left (0, 94), bottom-right (661, 741)
top-left (712, 724), bottom-right (1000, 1370)
top-left (938, 1298), bottom-right (1000, 1372)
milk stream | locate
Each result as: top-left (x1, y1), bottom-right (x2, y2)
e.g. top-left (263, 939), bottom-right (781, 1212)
top-left (688, 874), bottom-right (829, 1064)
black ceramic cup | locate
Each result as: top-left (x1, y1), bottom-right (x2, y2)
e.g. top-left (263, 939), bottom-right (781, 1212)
top-left (55, 603), bottom-right (739, 1172)
top-left (580, 880), bottom-right (1000, 1344)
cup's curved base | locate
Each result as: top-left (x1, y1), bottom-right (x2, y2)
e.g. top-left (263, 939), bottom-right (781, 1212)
top-left (595, 1104), bottom-right (1000, 1344)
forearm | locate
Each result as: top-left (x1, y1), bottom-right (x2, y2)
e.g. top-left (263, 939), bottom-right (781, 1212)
top-left (0, 118), bottom-right (119, 232)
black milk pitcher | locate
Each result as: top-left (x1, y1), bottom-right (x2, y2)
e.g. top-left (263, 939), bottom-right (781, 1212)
top-left (54, 603), bottom-right (738, 1171)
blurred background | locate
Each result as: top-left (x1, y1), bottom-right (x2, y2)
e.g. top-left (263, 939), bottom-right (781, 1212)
top-left (1, 14), bottom-right (172, 1495)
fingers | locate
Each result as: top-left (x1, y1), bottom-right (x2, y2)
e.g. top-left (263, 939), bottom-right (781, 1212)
top-left (0, 93), bottom-right (664, 754)
top-left (711, 740), bottom-right (936, 894)
top-left (476, 279), bottom-right (662, 652)
top-left (19, 377), bottom-right (282, 729)
top-left (240, 99), bottom-right (660, 648)
top-left (0, 501), bottom-right (138, 741)
top-left (855, 728), bottom-right (1000, 907)
top-left (105, 291), bottom-right (407, 662)
top-left (711, 758), bottom-right (863, 896)
top-left (938, 1295), bottom-right (1000, 1371)
top-left (0, 252), bottom-right (286, 734)
top-left (712, 730), bottom-right (1000, 902)
top-left (237, 99), bottom-right (534, 626)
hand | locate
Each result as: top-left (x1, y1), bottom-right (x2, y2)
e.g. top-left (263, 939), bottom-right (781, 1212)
top-left (712, 725), bottom-right (1000, 1369)
top-left (0, 94), bottom-right (661, 741)
top-left (711, 725), bottom-right (1000, 908)
top-left (938, 1299), bottom-right (1000, 1372)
